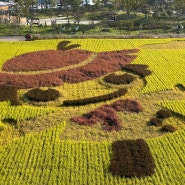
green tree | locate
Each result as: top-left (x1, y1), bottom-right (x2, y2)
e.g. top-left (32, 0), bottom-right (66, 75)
top-left (14, 0), bottom-right (36, 24)
top-left (70, 0), bottom-right (82, 24)
top-left (122, 0), bottom-right (146, 19)
top-left (132, 0), bottom-right (146, 18)
top-left (174, 0), bottom-right (185, 12)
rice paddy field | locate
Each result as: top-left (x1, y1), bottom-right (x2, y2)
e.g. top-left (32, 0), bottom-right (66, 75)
top-left (0, 38), bottom-right (184, 185)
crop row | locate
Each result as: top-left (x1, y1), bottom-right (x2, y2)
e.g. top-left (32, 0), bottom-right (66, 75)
top-left (140, 40), bottom-right (185, 49)
top-left (0, 122), bottom-right (184, 185)
top-left (1, 39), bottom-right (184, 92)
top-left (0, 39), bottom-right (184, 185)
top-left (0, 40), bottom-right (60, 69)
top-left (0, 39), bottom-right (176, 70)
top-left (0, 101), bottom-right (55, 122)
top-left (158, 100), bottom-right (185, 117)
top-left (133, 49), bottom-right (185, 93)
top-left (63, 78), bottom-right (118, 101)
top-left (69, 39), bottom-right (170, 52)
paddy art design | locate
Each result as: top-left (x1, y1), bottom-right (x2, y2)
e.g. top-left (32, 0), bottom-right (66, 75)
top-left (0, 39), bottom-right (184, 183)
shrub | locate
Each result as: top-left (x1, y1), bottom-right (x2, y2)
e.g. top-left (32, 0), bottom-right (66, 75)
top-left (71, 105), bottom-right (122, 131)
top-left (25, 88), bottom-right (60, 102)
top-left (109, 139), bottom-right (156, 177)
top-left (157, 109), bottom-right (172, 119)
top-left (93, 105), bottom-right (122, 131)
top-left (104, 73), bottom-right (136, 85)
top-left (161, 124), bottom-right (177, 132)
top-left (0, 84), bottom-right (21, 106)
top-left (70, 99), bottom-right (142, 131)
top-left (149, 117), bottom-right (163, 127)
top-left (111, 99), bottom-right (143, 113)
top-left (101, 28), bottom-right (112, 32)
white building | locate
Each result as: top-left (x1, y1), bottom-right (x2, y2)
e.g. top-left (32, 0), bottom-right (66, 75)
top-left (82, 0), bottom-right (94, 6)
top-left (0, 1), bottom-right (14, 6)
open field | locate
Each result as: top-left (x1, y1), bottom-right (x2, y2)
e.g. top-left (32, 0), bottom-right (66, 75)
top-left (0, 38), bottom-right (184, 184)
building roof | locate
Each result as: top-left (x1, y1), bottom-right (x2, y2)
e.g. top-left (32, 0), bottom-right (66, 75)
top-left (0, 1), bottom-right (14, 6)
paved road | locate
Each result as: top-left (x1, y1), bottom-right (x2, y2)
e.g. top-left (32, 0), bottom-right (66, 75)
top-left (21, 17), bottom-right (100, 26)
top-left (0, 36), bottom-right (25, 42)
top-left (33, 17), bottom-right (100, 25)
top-left (0, 17), bottom-right (100, 41)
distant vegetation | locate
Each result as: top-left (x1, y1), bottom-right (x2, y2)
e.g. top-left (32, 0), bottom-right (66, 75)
top-left (1, 0), bottom-right (185, 37)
